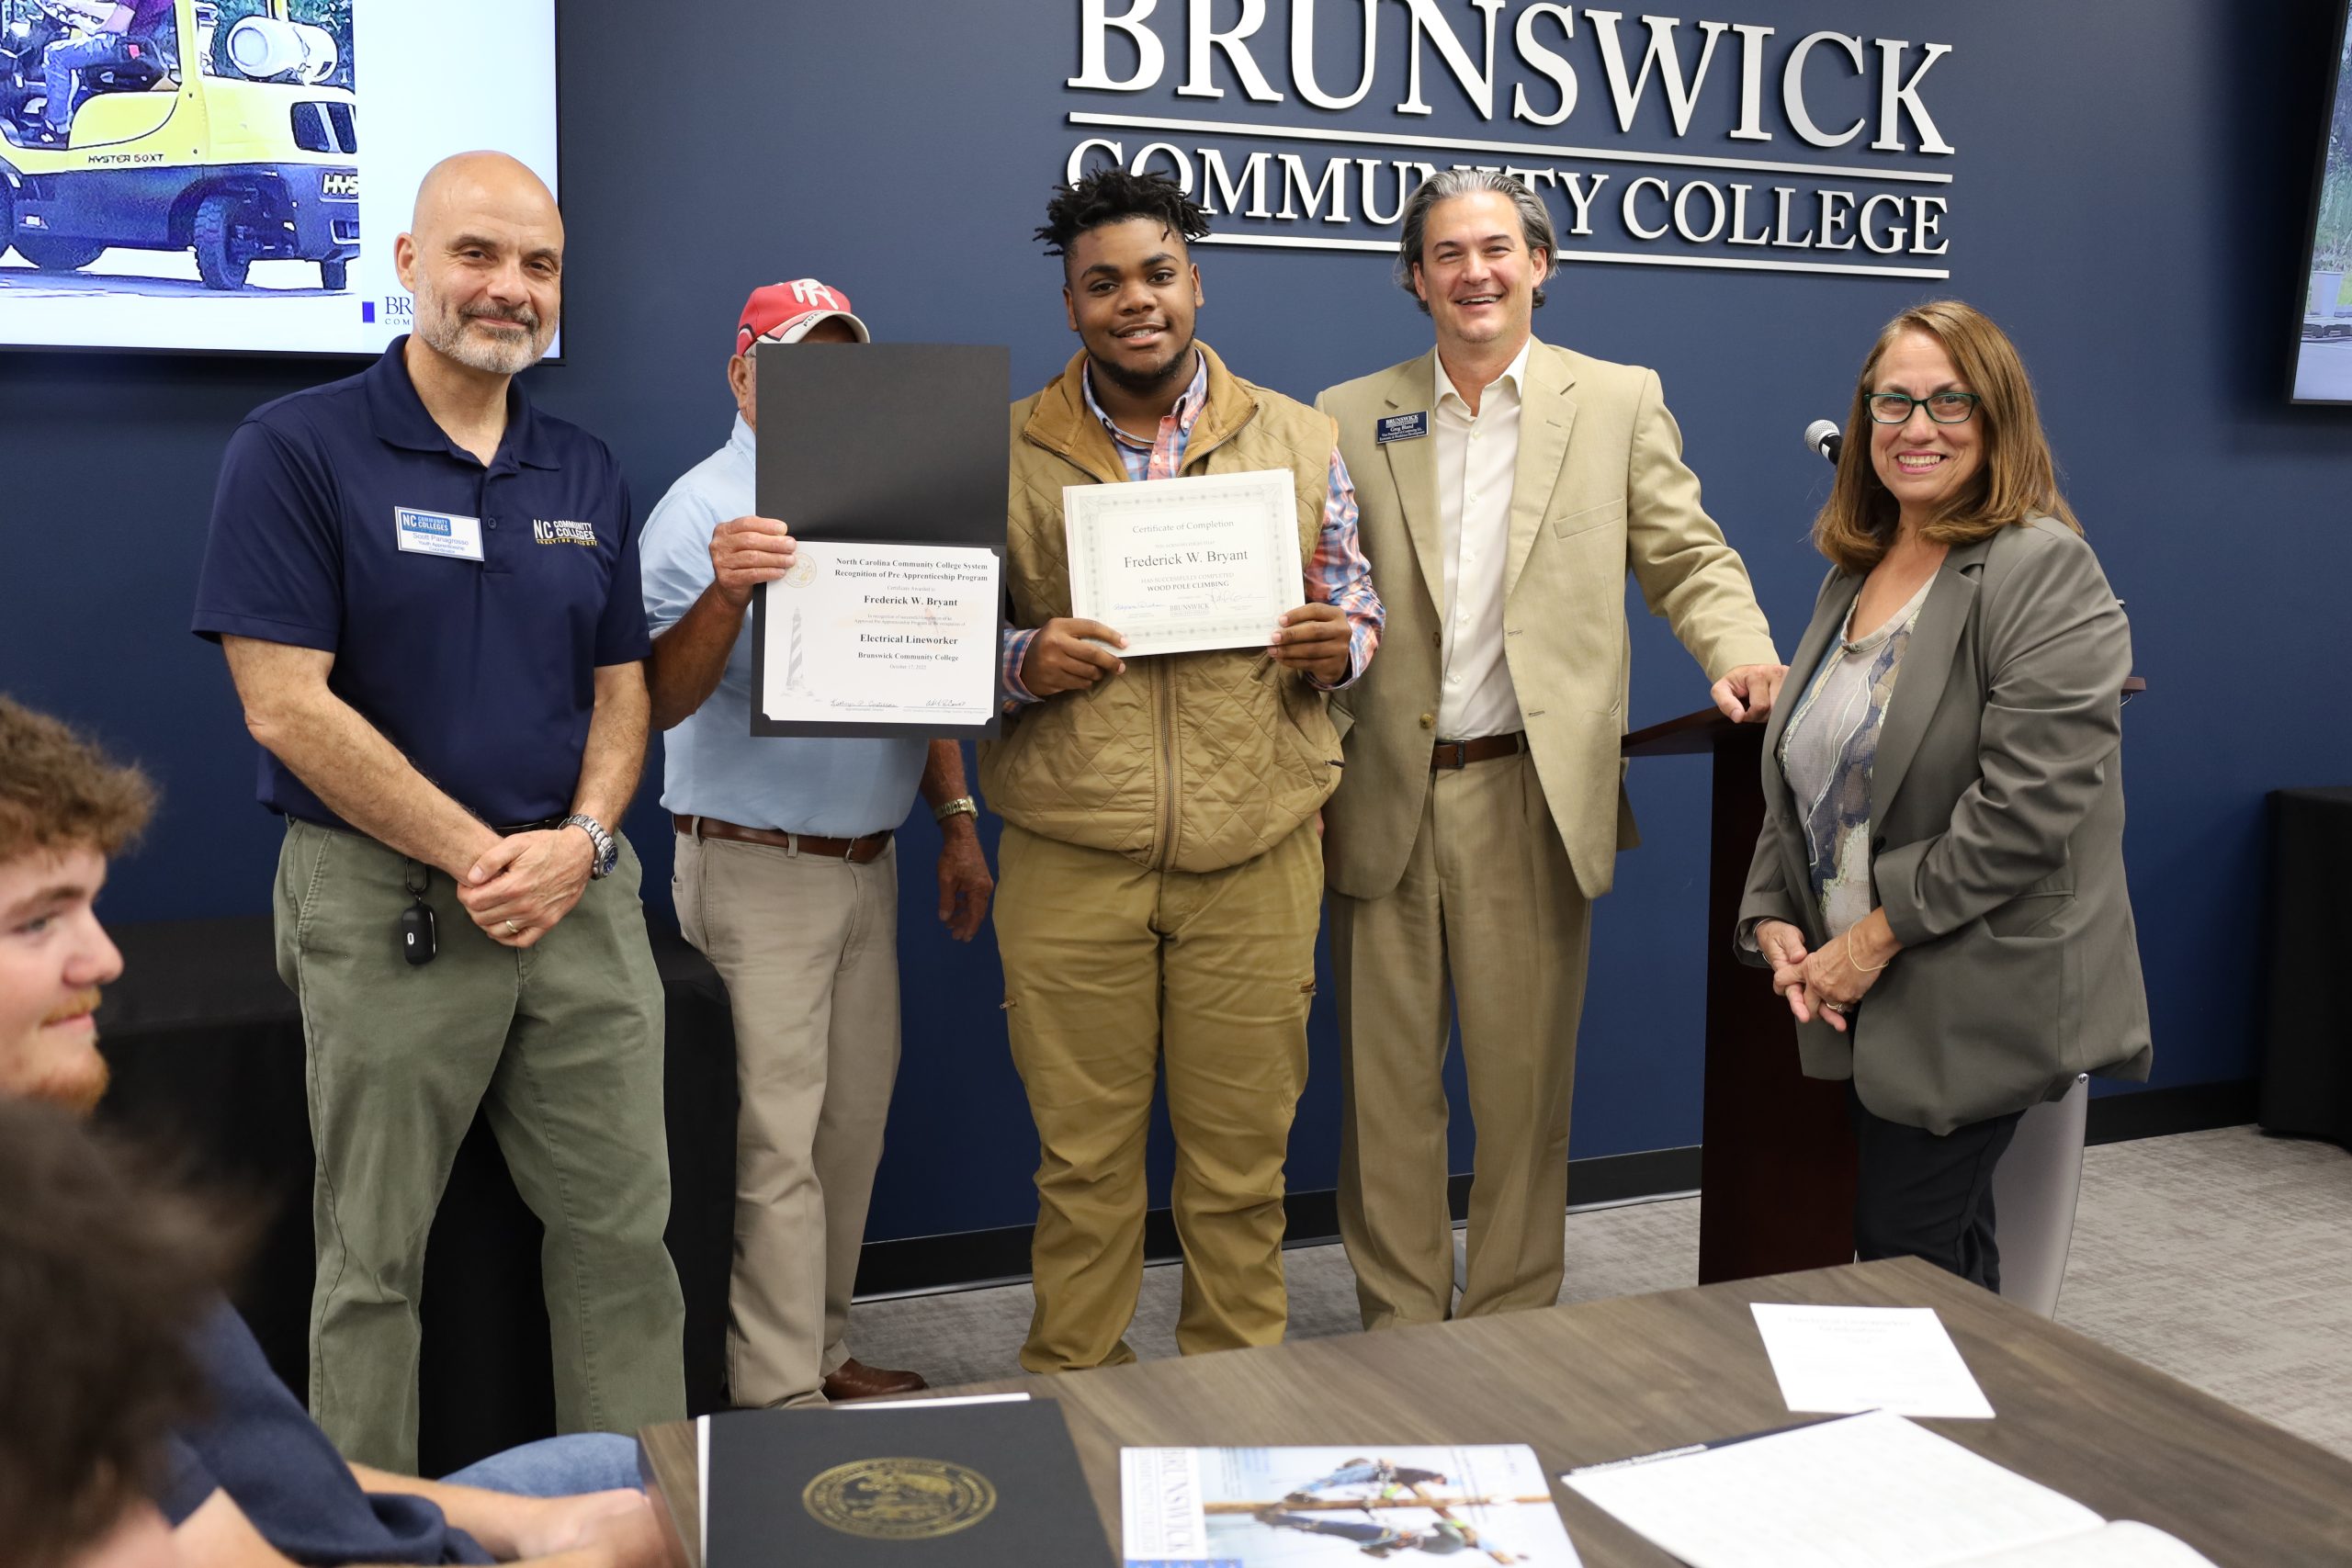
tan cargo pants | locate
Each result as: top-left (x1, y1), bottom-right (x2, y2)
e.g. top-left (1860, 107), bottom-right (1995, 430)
top-left (994, 821), bottom-right (1322, 1371)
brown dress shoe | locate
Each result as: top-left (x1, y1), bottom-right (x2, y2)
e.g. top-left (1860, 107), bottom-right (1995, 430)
top-left (820, 1357), bottom-right (929, 1401)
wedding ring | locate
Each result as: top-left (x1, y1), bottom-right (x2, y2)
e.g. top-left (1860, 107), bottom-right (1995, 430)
top-left (504, 919), bottom-right (522, 936)
top-left (1821, 1000), bottom-right (1849, 1014)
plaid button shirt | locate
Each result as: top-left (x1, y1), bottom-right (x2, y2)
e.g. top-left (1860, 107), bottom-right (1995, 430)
top-left (1001, 353), bottom-right (1385, 703)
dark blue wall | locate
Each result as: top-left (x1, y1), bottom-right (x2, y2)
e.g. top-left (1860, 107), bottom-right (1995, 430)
top-left (6, 1), bottom-right (2346, 1246)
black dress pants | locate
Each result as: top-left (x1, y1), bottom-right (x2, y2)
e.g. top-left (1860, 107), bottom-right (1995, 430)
top-left (1846, 1083), bottom-right (2025, 1292)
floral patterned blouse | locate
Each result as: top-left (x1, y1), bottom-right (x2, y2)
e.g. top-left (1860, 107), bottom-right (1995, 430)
top-left (1777, 576), bottom-right (1936, 939)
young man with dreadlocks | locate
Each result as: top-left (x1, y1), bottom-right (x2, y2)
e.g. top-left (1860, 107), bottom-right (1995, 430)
top-left (979, 169), bottom-right (1385, 1371)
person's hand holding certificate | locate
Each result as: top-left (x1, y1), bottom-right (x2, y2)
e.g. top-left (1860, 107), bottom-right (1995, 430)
top-left (1063, 469), bottom-right (1307, 660)
top-left (1019, 600), bottom-right (1347, 693)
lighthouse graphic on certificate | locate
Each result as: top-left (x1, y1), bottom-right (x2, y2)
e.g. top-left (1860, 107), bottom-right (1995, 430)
top-left (780, 555), bottom-right (820, 695)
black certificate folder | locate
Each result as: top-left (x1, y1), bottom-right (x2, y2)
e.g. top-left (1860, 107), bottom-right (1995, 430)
top-left (702, 1400), bottom-right (1114, 1566)
top-left (750, 343), bottom-right (1010, 739)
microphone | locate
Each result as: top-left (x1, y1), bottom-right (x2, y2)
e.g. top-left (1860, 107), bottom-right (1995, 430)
top-left (1804, 419), bottom-right (1842, 465)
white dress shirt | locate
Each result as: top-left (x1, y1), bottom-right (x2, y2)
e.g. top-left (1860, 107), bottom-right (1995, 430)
top-left (1432, 339), bottom-right (1532, 739)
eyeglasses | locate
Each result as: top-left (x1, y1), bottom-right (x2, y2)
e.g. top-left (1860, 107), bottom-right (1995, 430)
top-left (1867, 391), bottom-right (1980, 424)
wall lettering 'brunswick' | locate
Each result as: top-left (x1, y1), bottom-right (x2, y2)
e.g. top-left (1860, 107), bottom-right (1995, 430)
top-left (1058, 1), bottom-right (1957, 280)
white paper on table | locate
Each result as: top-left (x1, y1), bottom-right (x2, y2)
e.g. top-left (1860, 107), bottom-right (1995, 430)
top-left (1962, 1521), bottom-right (2219, 1568)
top-left (1750, 1303), bottom-right (1996, 1419)
top-left (1564, 1409), bottom-right (2108, 1568)
top-left (837, 1392), bottom-right (1032, 1409)
top-left (1063, 468), bottom-right (1303, 658)
top-left (756, 541), bottom-right (998, 725)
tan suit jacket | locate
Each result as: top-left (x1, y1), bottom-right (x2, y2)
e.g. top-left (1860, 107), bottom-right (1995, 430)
top-left (1317, 340), bottom-right (1779, 901)
top-left (1739, 519), bottom-right (2154, 1134)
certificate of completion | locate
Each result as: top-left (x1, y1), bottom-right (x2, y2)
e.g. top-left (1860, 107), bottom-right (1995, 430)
top-left (1063, 468), bottom-right (1303, 657)
top-left (756, 542), bottom-right (999, 727)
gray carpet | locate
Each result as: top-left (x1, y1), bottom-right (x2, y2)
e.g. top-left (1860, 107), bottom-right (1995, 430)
top-left (848, 1126), bottom-right (2352, 1459)
top-left (2056, 1125), bottom-right (2352, 1460)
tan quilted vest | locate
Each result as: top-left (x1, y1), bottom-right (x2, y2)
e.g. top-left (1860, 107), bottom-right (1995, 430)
top-left (981, 344), bottom-right (1341, 874)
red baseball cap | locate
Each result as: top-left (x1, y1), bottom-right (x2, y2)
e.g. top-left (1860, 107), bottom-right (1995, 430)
top-left (736, 278), bottom-right (870, 354)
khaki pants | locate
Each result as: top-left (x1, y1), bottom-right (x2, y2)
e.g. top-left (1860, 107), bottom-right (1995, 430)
top-left (672, 829), bottom-right (900, 1408)
top-left (274, 819), bottom-right (685, 1472)
top-left (1329, 751), bottom-right (1593, 1328)
top-left (995, 822), bottom-right (1321, 1371)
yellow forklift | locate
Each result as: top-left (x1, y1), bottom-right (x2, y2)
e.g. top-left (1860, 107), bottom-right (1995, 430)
top-left (0, 0), bottom-right (356, 289)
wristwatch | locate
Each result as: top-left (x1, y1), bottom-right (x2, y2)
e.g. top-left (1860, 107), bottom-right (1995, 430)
top-left (932, 795), bottom-right (979, 825)
top-left (561, 813), bottom-right (619, 878)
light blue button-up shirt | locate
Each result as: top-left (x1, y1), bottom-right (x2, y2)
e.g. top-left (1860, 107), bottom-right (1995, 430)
top-left (640, 416), bottom-right (928, 836)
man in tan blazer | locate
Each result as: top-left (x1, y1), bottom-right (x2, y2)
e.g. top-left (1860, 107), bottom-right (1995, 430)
top-left (1316, 171), bottom-right (1783, 1328)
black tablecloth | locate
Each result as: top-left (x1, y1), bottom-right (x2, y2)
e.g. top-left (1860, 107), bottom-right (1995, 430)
top-left (2260, 788), bottom-right (2352, 1147)
top-left (93, 914), bottom-right (736, 1475)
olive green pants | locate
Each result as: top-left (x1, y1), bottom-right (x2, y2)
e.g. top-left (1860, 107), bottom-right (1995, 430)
top-left (995, 822), bottom-right (1321, 1372)
top-left (274, 818), bottom-right (685, 1472)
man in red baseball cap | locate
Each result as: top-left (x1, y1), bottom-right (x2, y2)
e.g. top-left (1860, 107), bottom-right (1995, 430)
top-left (637, 279), bottom-right (993, 1409)
top-left (734, 277), bottom-right (869, 356)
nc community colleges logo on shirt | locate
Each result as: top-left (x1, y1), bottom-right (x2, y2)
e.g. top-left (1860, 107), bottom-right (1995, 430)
top-left (532, 518), bottom-right (599, 547)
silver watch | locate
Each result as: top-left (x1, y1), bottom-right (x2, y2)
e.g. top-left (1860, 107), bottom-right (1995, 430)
top-left (561, 813), bottom-right (618, 878)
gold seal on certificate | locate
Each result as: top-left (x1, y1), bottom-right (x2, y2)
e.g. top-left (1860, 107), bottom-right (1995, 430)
top-left (1062, 468), bottom-right (1302, 657)
top-left (756, 541), bottom-right (1000, 727)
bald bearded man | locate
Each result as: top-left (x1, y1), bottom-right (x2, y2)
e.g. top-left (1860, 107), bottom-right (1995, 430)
top-left (194, 152), bottom-right (686, 1471)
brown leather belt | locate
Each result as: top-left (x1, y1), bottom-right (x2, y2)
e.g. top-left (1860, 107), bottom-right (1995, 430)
top-left (1430, 732), bottom-right (1529, 770)
top-left (673, 814), bottom-right (892, 863)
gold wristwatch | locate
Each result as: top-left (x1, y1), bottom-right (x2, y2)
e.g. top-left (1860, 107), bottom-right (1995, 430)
top-left (933, 795), bottom-right (979, 824)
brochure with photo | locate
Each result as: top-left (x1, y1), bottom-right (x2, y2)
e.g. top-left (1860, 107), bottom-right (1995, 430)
top-left (1121, 1444), bottom-right (1581, 1566)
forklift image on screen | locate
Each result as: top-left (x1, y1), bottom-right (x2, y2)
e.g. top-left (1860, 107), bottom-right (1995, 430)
top-left (0, 0), bottom-right (356, 290)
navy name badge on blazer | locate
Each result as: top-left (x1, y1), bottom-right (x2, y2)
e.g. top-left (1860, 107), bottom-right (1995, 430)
top-left (1376, 412), bottom-right (1430, 443)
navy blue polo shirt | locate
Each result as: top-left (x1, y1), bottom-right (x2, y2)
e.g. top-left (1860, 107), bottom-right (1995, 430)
top-left (192, 338), bottom-right (649, 830)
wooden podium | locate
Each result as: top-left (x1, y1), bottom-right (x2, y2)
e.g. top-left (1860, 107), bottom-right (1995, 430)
top-left (1622, 707), bottom-right (1856, 1284)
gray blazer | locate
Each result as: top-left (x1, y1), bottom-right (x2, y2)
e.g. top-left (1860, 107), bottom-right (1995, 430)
top-left (1738, 517), bottom-right (2153, 1134)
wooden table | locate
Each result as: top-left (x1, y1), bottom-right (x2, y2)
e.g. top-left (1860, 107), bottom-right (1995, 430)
top-left (639, 1257), bottom-right (2352, 1565)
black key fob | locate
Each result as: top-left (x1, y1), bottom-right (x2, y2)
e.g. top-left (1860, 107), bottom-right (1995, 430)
top-left (400, 901), bottom-right (437, 966)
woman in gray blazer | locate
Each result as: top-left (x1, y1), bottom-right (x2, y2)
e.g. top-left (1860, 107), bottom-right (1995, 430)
top-left (1739, 300), bottom-right (2152, 1290)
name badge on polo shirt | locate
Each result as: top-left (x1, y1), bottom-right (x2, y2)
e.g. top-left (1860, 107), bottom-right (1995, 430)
top-left (1376, 412), bottom-right (1430, 444)
top-left (394, 507), bottom-right (485, 562)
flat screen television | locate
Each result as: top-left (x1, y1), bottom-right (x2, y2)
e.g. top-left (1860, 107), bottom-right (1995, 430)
top-left (0, 0), bottom-right (558, 357)
top-left (2291, 0), bottom-right (2352, 403)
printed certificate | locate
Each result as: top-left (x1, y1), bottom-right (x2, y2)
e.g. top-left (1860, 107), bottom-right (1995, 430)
top-left (755, 541), bottom-right (999, 728)
top-left (1063, 468), bottom-right (1303, 657)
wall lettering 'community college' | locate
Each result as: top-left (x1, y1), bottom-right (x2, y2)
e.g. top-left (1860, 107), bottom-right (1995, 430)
top-left (1060, 2), bottom-right (1958, 279)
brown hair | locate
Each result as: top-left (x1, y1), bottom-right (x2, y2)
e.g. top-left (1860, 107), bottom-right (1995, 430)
top-left (0, 697), bottom-right (154, 865)
top-left (1812, 299), bottom-right (2079, 575)
top-left (0, 1102), bottom-right (243, 1567)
